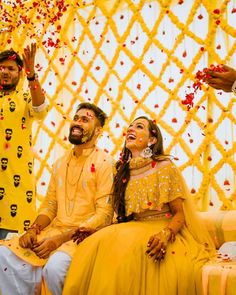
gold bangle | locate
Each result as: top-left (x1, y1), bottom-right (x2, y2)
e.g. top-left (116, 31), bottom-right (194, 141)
top-left (161, 227), bottom-right (175, 241)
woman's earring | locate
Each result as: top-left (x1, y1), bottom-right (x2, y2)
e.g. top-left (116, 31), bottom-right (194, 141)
top-left (140, 143), bottom-right (153, 158)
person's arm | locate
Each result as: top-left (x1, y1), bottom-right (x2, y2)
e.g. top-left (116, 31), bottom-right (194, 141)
top-left (146, 198), bottom-right (185, 262)
top-left (79, 158), bottom-right (114, 229)
top-left (32, 227), bottom-right (96, 259)
top-left (31, 229), bottom-right (76, 259)
top-left (206, 65), bottom-right (236, 93)
top-left (23, 43), bottom-right (46, 107)
top-left (19, 214), bottom-right (51, 249)
top-left (19, 165), bottom-right (58, 249)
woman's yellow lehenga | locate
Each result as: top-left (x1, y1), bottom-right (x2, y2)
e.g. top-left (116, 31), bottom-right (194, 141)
top-left (63, 160), bottom-right (215, 295)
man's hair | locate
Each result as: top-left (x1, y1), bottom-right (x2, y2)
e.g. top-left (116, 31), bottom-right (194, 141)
top-left (76, 102), bottom-right (108, 127)
top-left (0, 50), bottom-right (23, 70)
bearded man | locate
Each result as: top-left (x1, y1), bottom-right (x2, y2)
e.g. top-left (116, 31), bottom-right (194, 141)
top-left (0, 102), bottom-right (114, 295)
top-left (0, 44), bottom-right (48, 239)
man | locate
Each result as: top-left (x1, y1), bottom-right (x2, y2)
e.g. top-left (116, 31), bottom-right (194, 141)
top-left (205, 64), bottom-right (236, 94)
top-left (0, 43), bottom-right (48, 239)
top-left (0, 102), bottom-right (114, 295)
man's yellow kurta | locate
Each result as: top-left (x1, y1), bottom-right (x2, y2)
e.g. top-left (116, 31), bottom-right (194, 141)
top-left (0, 89), bottom-right (47, 233)
top-left (1, 147), bottom-right (114, 266)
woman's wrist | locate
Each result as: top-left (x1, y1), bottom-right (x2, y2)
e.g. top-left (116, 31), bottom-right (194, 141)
top-left (161, 227), bottom-right (175, 242)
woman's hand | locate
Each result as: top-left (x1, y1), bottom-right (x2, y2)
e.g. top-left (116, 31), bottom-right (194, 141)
top-left (146, 231), bottom-right (168, 262)
top-left (72, 227), bottom-right (96, 245)
top-left (146, 227), bottom-right (175, 262)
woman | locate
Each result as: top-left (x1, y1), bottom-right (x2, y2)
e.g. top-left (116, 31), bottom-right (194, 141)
top-left (63, 116), bottom-right (215, 295)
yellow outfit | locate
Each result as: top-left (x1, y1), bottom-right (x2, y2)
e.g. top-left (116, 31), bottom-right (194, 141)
top-left (0, 89), bottom-right (47, 233)
top-left (63, 160), bottom-right (215, 295)
top-left (0, 147), bottom-right (114, 266)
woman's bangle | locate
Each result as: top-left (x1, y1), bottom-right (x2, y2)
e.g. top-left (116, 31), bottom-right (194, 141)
top-left (161, 227), bottom-right (175, 242)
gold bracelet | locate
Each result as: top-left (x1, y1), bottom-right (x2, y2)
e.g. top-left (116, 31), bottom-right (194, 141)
top-left (161, 227), bottom-right (175, 242)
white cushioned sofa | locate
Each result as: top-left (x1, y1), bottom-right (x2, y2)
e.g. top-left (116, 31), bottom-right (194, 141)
top-left (200, 210), bottom-right (236, 295)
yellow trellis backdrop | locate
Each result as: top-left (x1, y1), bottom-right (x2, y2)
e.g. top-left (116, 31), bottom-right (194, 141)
top-left (0, 0), bottom-right (235, 211)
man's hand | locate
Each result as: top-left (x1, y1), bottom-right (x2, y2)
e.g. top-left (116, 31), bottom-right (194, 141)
top-left (205, 65), bottom-right (236, 92)
top-left (22, 43), bottom-right (36, 78)
top-left (32, 236), bottom-right (63, 259)
top-left (72, 227), bottom-right (96, 245)
top-left (19, 229), bottom-right (37, 249)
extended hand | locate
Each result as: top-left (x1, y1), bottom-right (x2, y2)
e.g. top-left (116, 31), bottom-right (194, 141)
top-left (32, 236), bottom-right (62, 259)
top-left (19, 229), bottom-right (37, 249)
top-left (205, 65), bottom-right (236, 92)
top-left (22, 43), bottom-right (36, 78)
top-left (72, 227), bottom-right (96, 245)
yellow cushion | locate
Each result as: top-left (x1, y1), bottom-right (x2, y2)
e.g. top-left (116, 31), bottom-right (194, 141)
top-left (202, 262), bottom-right (236, 295)
top-left (199, 211), bottom-right (236, 249)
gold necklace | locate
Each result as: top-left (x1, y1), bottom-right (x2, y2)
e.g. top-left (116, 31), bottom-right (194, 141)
top-left (64, 149), bottom-right (94, 216)
top-left (129, 156), bottom-right (153, 170)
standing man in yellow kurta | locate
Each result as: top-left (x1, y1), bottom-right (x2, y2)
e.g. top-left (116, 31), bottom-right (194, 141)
top-left (0, 43), bottom-right (48, 239)
top-left (0, 102), bottom-right (114, 295)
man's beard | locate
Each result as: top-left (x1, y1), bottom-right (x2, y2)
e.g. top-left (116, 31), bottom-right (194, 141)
top-left (1, 83), bottom-right (17, 91)
top-left (68, 126), bottom-right (95, 145)
top-left (0, 77), bottom-right (19, 91)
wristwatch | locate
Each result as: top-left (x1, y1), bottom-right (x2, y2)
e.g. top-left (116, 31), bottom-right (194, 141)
top-left (232, 79), bottom-right (236, 95)
top-left (27, 73), bottom-right (38, 81)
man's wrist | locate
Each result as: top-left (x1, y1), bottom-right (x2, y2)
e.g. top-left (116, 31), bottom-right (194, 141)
top-left (27, 73), bottom-right (38, 81)
top-left (27, 224), bottom-right (41, 234)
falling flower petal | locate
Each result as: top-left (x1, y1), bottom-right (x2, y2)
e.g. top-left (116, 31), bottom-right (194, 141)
top-left (224, 180), bottom-right (230, 186)
top-left (91, 163), bottom-right (95, 173)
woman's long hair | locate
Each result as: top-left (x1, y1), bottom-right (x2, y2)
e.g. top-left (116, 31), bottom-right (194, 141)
top-left (113, 116), bottom-right (166, 222)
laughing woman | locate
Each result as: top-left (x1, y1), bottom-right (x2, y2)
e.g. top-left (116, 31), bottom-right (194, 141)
top-left (63, 116), bottom-right (215, 295)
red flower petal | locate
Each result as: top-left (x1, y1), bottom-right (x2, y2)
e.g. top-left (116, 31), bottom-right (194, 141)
top-left (151, 161), bottom-right (156, 168)
top-left (213, 9), bottom-right (220, 14)
top-left (165, 212), bottom-right (172, 218)
top-left (91, 163), bottom-right (96, 172)
top-left (224, 180), bottom-right (230, 186)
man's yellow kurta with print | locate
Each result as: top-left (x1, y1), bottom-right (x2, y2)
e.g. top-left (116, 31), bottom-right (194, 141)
top-left (0, 147), bottom-right (114, 266)
top-left (0, 89), bottom-right (47, 233)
